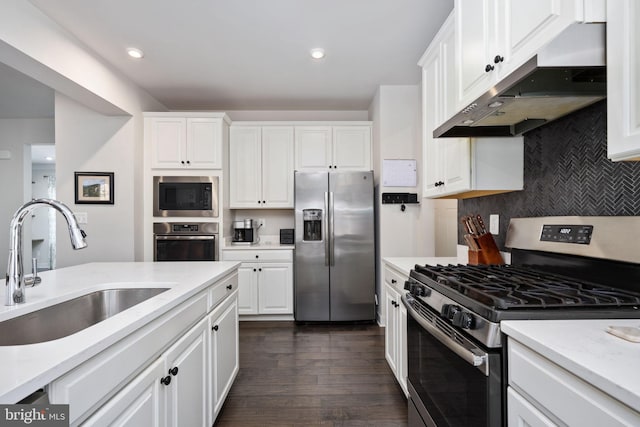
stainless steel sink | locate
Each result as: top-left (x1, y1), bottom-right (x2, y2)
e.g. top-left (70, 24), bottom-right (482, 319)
top-left (0, 288), bottom-right (169, 346)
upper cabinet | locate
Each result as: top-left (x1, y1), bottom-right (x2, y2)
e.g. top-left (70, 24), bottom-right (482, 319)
top-left (420, 13), bottom-right (524, 199)
top-left (147, 113), bottom-right (230, 169)
top-left (607, 0), bottom-right (640, 161)
top-left (455, 0), bottom-right (606, 109)
top-left (229, 125), bottom-right (294, 208)
top-left (295, 124), bottom-right (372, 171)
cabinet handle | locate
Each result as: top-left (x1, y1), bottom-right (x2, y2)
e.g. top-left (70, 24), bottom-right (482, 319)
top-left (329, 165), bottom-right (333, 169)
top-left (253, 268), bottom-right (257, 272)
top-left (212, 325), bottom-right (219, 331)
top-left (485, 64), bottom-right (495, 72)
top-left (262, 200), bottom-right (266, 204)
top-left (258, 201), bottom-right (261, 204)
top-left (169, 367), bottom-right (179, 376)
top-left (255, 255), bottom-right (259, 259)
top-left (391, 279), bottom-right (397, 284)
top-left (494, 55), bottom-right (504, 64)
top-left (186, 160), bottom-right (190, 165)
top-left (180, 161), bottom-right (185, 165)
top-left (226, 284), bottom-right (233, 290)
top-left (334, 165), bottom-right (337, 169)
top-left (160, 376), bottom-right (171, 386)
top-left (259, 268), bottom-right (262, 272)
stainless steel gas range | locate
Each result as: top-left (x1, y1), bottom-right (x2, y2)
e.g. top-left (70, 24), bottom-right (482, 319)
top-left (403, 216), bottom-right (640, 427)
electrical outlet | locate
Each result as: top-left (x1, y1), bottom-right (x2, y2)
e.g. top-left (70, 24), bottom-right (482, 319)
top-left (489, 214), bottom-right (499, 235)
top-left (75, 212), bottom-right (88, 224)
top-left (258, 218), bottom-right (265, 228)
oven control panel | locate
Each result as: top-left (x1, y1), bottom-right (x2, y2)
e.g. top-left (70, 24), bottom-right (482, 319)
top-left (540, 224), bottom-right (593, 244)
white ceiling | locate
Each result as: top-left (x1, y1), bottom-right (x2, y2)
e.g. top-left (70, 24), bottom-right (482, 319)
top-left (28, 0), bottom-right (454, 111)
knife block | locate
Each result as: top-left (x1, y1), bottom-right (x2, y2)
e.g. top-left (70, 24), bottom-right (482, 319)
top-left (468, 234), bottom-right (504, 265)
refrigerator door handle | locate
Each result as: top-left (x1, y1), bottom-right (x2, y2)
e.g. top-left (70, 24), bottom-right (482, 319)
top-left (324, 192), bottom-right (329, 266)
top-left (329, 191), bottom-right (335, 266)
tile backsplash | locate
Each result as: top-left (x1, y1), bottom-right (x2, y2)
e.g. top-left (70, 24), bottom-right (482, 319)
top-left (459, 100), bottom-right (640, 250)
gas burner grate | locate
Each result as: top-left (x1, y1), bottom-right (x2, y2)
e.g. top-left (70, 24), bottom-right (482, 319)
top-left (413, 264), bottom-right (640, 310)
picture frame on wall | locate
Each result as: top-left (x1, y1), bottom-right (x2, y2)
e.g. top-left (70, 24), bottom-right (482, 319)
top-left (74, 172), bottom-right (114, 204)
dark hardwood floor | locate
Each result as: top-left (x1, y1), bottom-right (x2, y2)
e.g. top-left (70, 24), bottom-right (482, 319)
top-left (215, 321), bottom-right (408, 427)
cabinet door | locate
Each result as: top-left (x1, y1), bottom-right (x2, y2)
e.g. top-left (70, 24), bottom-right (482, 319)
top-left (237, 263), bottom-right (259, 314)
top-left (209, 295), bottom-right (239, 421)
top-left (262, 127), bottom-right (294, 207)
top-left (441, 138), bottom-right (471, 195)
top-left (332, 126), bottom-right (371, 170)
top-left (294, 126), bottom-right (332, 170)
top-left (164, 317), bottom-right (208, 427)
top-left (229, 127), bottom-right (262, 208)
top-left (82, 358), bottom-right (165, 427)
top-left (455, 0), bottom-right (497, 108)
top-left (151, 118), bottom-right (186, 169)
top-left (258, 263), bottom-right (293, 314)
top-left (384, 284), bottom-right (399, 375)
top-left (607, 0), bottom-right (640, 161)
top-left (422, 47), bottom-right (444, 197)
top-left (186, 118), bottom-right (222, 169)
top-left (507, 387), bottom-right (557, 427)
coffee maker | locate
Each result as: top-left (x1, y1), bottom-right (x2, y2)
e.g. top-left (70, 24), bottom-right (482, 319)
top-left (231, 219), bottom-right (260, 245)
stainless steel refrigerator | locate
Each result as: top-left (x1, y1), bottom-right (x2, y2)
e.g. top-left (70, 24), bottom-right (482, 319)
top-left (294, 171), bottom-right (375, 321)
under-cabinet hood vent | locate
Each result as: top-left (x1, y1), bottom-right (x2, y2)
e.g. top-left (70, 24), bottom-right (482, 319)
top-left (434, 24), bottom-right (606, 138)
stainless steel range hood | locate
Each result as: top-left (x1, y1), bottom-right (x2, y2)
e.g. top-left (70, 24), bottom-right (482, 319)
top-left (434, 24), bottom-right (606, 138)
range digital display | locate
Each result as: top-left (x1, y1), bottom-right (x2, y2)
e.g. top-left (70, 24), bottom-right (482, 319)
top-left (540, 224), bottom-right (593, 244)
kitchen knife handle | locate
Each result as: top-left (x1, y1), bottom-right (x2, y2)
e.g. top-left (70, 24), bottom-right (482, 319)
top-left (476, 214), bottom-right (487, 235)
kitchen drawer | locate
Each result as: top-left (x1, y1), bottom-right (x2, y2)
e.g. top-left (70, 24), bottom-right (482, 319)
top-left (49, 292), bottom-right (208, 425)
top-left (508, 339), bottom-right (640, 426)
top-left (209, 272), bottom-right (238, 311)
top-left (384, 265), bottom-right (407, 291)
top-left (221, 249), bottom-right (292, 262)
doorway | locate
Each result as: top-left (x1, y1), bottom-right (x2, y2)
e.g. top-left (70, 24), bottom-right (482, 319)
top-left (31, 144), bottom-right (56, 271)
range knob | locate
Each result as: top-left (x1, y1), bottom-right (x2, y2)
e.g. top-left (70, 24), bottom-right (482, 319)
top-left (441, 304), bottom-right (461, 320)
top-left (452, 311), bottom-right (475, 329)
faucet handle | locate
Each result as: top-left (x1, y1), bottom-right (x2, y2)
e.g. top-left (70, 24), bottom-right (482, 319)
top-left (25, 258), bottom-right (41, 287)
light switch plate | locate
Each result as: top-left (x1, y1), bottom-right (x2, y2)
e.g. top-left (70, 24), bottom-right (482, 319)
top-left (489, 214), bottom-right (499, 235)
top-left (75, 212), bottom-right (88, 224)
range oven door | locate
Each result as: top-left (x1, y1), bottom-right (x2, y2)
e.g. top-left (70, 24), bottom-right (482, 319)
top-left (154, 235), bottom-right (217, 261)
top-left (403, 294), bottom-right (502, 427)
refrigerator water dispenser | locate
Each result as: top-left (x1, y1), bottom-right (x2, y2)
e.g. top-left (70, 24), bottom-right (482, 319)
top-left (302, 209), bottom-right (322, 241)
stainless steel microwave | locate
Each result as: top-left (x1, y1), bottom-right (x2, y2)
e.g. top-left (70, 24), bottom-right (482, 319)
top-left (153, 176), bottom-right (219, 217)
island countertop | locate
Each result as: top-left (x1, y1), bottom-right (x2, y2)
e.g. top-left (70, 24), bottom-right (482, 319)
top-left (0, 261), bottom-right (239, 403)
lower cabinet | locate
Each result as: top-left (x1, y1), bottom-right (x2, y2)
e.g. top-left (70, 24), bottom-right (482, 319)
top-left (222, 250), bottom-right (293, 316)
top-left (383, 263), bottom-right (408, 396)
top-left (52, 274), bottom-right (239, 427)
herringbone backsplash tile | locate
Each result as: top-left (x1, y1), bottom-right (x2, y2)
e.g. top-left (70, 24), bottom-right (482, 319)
top-left (459, 101), bottom-right (640, 250)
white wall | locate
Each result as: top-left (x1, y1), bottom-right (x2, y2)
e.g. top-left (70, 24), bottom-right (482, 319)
top-left (54, 94), bottom-right (137, 267)
top-left (0, 119), bottom-right (54, 276)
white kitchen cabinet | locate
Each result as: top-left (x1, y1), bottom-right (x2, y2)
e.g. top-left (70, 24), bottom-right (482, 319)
top-left (383, 264), bottom-right (408, 396)
top-left (147, 114), bottom-right (229, 169)
top-left (507, 339), bottom-right (640, 426)
top-left (455, 0), bottom-right (606, 110)
top-left (420, 13), bottom-right (524, 199)
top-left (164, 317), bottom-right (209, 427)
top-left (229, 125), bottom-right (294, 208)
top-left (222, 250), bottom-right (293, 317)
top-left (607, 0), bottom-right (640, 161)
top-left (295, 125), bottom-right (372, 171)
top-left (209, 292), bottom-right (239, 422)
top-left (82, 359), bottom-right (165, 427)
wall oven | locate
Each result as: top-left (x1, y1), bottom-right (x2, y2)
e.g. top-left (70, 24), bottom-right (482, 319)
top-left (403, 216), bottom-right (640, 427)
top-left (153, 176), bottom-right (219, 217)
top-left (154, 222), bottom-right (218, 261)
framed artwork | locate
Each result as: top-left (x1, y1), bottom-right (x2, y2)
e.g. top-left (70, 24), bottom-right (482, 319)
top-left (74, 172), bottom-right (114, 204)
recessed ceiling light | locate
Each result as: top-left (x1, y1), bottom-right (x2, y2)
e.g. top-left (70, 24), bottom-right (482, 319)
top-left (127, 47), bottom-right (144, 59)
top-left (45, 156), bottom-right (54, 161)
top-left (310, 48), bottom-right (325, 60)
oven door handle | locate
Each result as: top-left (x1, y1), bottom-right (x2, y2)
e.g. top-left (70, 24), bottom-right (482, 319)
top-left (403, 294), bottom-right (489, 376)
top-left (155, 235), bottom-right (216, 241)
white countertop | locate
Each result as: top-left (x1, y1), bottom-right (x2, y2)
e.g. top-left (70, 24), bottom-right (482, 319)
top-left (383, 257), bottom-right (459, 276)
top-left (0, 261), bottom-right (239, 403)
top-left (221, 235), bottom-right (294, 251)
top-left (502, 319), bottom-right (640, 412)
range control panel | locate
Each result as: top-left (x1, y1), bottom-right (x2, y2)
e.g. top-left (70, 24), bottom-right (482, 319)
top-left (540, 224), bottom-right (593, 244)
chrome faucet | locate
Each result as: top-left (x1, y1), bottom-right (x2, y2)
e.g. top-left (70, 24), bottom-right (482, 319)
top-left (5, 199), bottom-right (87, 306)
